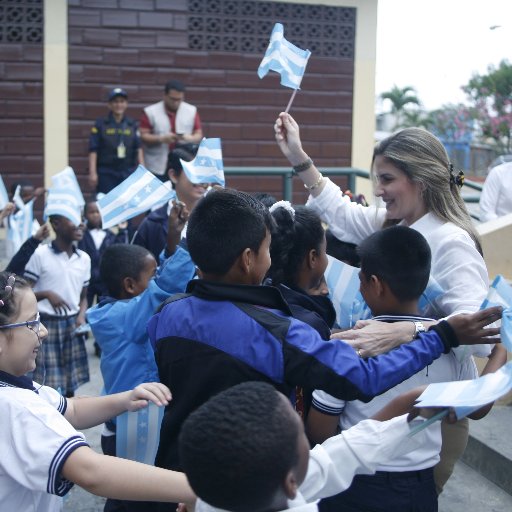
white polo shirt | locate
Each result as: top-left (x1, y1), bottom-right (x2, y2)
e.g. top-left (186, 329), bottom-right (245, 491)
top-left (0, 373), bottom-right (88, 512)
top-left (24, 242), bottom-right (91, 316)
top-left (312, 315), bottom-right (475, 472)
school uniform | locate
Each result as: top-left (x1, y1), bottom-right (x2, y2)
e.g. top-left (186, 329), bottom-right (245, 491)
top-left (0, 371), bottom-right (88, 512)
top-left (78, 227), bottom-right (127, 306)
top-left (313, 315), bottom-right (474, 512)
top-left (24, 242), bottom-right (91, 395)
top-left (192, 414), bottom-right (433, 512)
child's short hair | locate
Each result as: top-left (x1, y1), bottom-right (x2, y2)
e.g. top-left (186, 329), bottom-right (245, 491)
top-left (179, 382), bottom-right (301, 512)
top-left (166, 144), bottom-right (198, 179)
top-left (325, 230), bottom-right (360, 267)
top-left (187, 188), bottom-right (274, 276)
top-left (357, 226), bottom-right (431, 302)
top-left (100, 244), bottom-right (152, 298)
top-left (269, 205), bottom-right (324, 286)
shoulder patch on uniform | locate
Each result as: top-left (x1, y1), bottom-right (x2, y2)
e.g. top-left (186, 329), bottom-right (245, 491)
top-left (91, 127), bottom-right (98, 133)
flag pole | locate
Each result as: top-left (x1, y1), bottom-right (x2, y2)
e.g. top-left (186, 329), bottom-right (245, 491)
top-left (284, 89), bottom-right (298, 113)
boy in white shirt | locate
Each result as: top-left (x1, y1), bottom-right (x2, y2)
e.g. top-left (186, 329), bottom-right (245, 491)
top-left (307, 226), bottom-right (506, 512)
top-left (180, 381), bottom-right (438, 512)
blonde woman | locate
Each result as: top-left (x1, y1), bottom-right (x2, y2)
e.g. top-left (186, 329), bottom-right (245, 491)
top-left (274, 112), bottom-right (492, 494)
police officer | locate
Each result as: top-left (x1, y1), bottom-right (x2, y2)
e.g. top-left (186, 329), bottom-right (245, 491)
top-left (88, 87), bottom-right (143, 194)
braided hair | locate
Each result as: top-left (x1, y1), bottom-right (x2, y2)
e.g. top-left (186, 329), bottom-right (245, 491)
top-left (268, 204), bottom-right (324, 287)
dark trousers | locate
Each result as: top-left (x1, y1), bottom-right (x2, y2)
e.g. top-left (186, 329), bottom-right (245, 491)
top-left (319, 467), bottom-right (438, 512)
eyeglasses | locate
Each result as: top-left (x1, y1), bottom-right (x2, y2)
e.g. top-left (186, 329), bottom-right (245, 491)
top-left (0, 312), bottom-right (40, 334)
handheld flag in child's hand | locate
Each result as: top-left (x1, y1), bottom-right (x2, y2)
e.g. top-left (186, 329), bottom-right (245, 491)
top-left (116, 402), bottom-right (164, 465)
top-left (481, 275), bottom-right (512, 351)
top-left (180, 138), bottom-right (225, 187)
top-left (412, 361), bottom-right (512, 423)
top-left (258, 23), bottom-right (311, 90)
top-left (51, 167), bottom-right (85, 207)
top-left (7, 186), bottom-right (34, 252)
top-left (98, 165), bottom-right (176, 229)
top-left (0, 175), bottom-right (10, 210)
top-left (45, 167), bottom-right (85, 226)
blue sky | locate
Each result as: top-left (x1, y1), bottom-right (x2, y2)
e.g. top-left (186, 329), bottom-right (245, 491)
top-left (376, 0), bottom-right (512, 112)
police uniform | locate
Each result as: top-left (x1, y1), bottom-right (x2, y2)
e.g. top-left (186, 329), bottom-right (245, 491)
top-left (89, 112), bottom-right (141, 194)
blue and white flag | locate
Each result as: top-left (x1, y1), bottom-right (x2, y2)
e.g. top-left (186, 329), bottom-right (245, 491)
top-left (324, 256), bottom-right (371, 329)
top-left (0, 175), bottom-right (9, 209)
top-left (414, 361), bottom-right (512, 420)
top-left (98, 165), bottom-right (176, 229)
top-left (258, 23), bottom-right (311, 90)
top-left (51, 166), bottom-right (85, 207)
top-left (7, 190), bottom-right (34, 253)
top-left (180, 138), bottom-right (225, 187)
top-left (45, 187), bottom-right (83, 226)
top-left (481, 275), bottom-right (512, 351)
top-left (45, 167), bottom-right (85, 226)
top-left (116, 403), bottom-right (164, 465)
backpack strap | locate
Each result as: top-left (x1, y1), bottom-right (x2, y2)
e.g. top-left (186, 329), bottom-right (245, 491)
top-left (155, 292), bottom-right (192, 314)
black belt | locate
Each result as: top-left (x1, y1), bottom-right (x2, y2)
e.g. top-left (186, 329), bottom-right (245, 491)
top-left (370, 467), bottom-right (434, 481)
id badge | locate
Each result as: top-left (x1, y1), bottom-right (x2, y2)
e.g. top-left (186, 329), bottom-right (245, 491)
top-left (117, 142), bottom-right (126, 159)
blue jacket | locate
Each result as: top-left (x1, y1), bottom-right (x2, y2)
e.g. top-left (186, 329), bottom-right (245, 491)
top-left (87, 247), bottom-right (195, 412)
top-left (148, 279), bottom-right (457, 471)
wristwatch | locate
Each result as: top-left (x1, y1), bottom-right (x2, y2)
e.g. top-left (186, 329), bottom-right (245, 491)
top-left (412, 320), bottom-right (426, 339)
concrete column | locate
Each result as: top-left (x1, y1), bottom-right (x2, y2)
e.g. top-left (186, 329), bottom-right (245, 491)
top-left (44, 0), bottom-right (68, 185)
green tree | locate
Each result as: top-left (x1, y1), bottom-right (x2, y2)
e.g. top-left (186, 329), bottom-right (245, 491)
top-left (463, 60), bottom-right (512, 151)
top-left (380, 85), bottom-right (421, 129)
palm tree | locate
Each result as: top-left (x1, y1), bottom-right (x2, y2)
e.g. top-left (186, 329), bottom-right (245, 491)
top-left (380, 85), bottom-right (421, 129)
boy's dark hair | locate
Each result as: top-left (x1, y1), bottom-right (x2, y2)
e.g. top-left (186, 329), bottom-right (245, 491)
top-left (269, 205), bottom-right (324, 287)
top-left (325, 230), bottom-right (360, 267)
top-left (358, 226), bottom-right (431, 302)
top-left (164, 80), bottom-right (185, 94)
top-left (179, 382), bottom-right (300, 512)
top-left (187, 188), bottom-right (274, 276)
top-left (166, 143), bottom-right (199, 179)
top-left (251, 192), bottom-right (277, 209)
top-left (100, 244), bottom-right (152, 298)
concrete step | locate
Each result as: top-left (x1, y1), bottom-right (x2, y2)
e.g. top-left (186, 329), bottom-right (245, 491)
top-left (462, 405), bottom-right (512, 496)
top-left (439, 459), bottom-right (512, 512)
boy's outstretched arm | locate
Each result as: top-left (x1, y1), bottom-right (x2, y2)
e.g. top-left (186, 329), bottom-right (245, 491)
top-left (62, 447), bottom-right (195, 504)
top-left (371, 386), bottom-right (427, 422)
top-left (64, 382), bottom-right (171, 430)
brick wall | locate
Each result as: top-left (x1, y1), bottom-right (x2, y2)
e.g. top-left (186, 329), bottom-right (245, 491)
top-left (68, 0), bottom-right (356, 203)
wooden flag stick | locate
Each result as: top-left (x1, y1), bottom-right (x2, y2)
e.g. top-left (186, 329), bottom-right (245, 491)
top-left (284, 89), bottom-right (298, 113)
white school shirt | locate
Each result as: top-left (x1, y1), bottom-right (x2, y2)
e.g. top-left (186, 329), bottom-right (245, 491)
top-left (479, 162), bottom-right (512, 222)
top-left (24, 242), bottom-right (91, 316)
top-left (195, 414), bottom-right (431, 512)
top-left (0, 375), bottom-right (88, 512)
top-left (312, 314), bottom-right (475, 472)
top-left (306, 178), bottom-right (491, 362)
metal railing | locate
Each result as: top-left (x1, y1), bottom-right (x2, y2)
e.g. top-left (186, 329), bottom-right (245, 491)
top-left (224, 167), bottom-right (370, 202)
